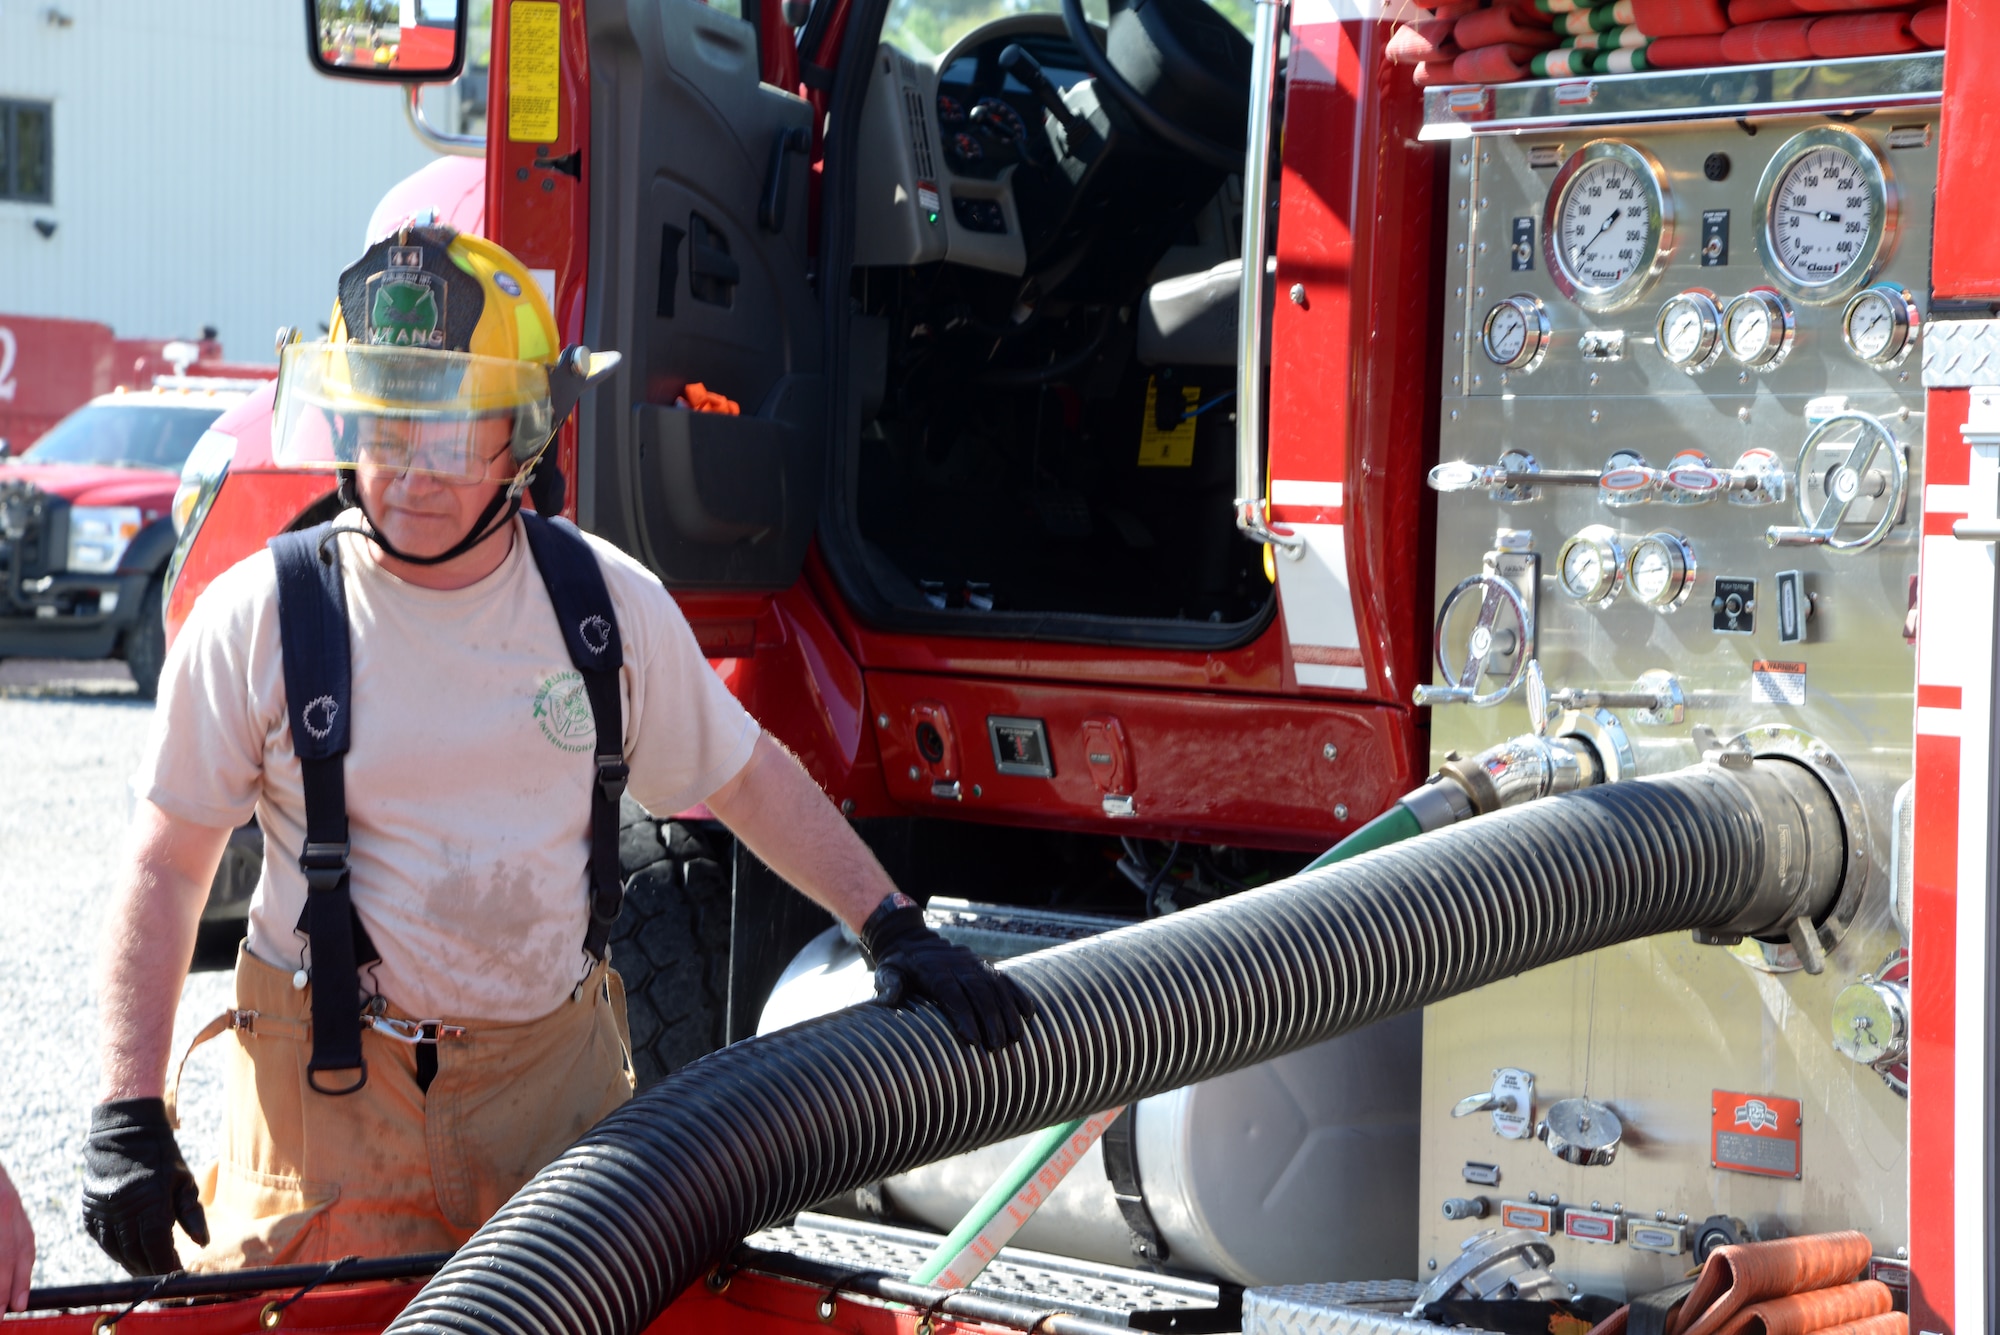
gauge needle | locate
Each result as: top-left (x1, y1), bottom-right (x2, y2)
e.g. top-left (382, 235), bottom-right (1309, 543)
top-left (1782, 206), bottom-right (1843, 223)
top-left (1573, 207), bottom-right (1623, 263)
top-left (1672, 314), bottom-right (1696, 345)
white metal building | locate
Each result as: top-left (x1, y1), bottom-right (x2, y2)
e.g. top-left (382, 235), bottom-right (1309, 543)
top-left (0, 1), bottom-right (452, 364)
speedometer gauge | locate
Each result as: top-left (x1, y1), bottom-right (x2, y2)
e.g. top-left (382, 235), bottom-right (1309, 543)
top-left (1754, 126), bottom-right (1895, 305)
top-left (1543, 140), bottom-right (1674, 313)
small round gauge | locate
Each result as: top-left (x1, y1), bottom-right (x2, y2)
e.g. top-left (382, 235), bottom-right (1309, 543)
top-left (1480, 295), bottom-right (1550, 371)
top-left (1841, 284), bottom-right (1917, 366)
top-left (1543, 140), bottom-right (1675, 313)
top-left (946, 131), bottom-right (984, 166)
top-left (1722, 288), bottom-right (1794, 371)
top-left (1626, 530), bottom-right (1696, 610)
top-left (1755, 126), bottom-right (1896, 305)
top-left (1655, 290), bottom-right (1722, 373)
top-left (936, 92), bottom-right (967, 128)
top-left (971, 96), bottom-right (1026, 141)
top-left (1557, 526), bottom-right (1625, 606)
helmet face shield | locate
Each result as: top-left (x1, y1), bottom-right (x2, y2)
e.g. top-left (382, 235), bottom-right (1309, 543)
top-left (273, 342), bottom-right (555, 484)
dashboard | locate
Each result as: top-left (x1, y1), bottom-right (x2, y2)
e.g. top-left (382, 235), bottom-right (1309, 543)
top-left (851, 19), bottom-right (1092, 276)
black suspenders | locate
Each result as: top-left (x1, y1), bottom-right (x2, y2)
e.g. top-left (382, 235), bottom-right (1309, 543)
top-left (267, 514), bottom-right (628, 1094)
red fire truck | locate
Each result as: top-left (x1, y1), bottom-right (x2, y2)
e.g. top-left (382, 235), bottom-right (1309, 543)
top-left (31, 0), bottom-right (1989, 1330)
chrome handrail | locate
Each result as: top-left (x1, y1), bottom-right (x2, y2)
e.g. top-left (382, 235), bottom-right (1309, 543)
top-left (404, 85), bottom-right (484, 158)
top-left (1234, 0), bottom-right (1303, 557)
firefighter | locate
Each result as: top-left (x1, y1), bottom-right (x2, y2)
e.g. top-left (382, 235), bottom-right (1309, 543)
top-left (1, 1158), bottom-right (31, 1312)
top-left (83, 227), bottom-right (1030, 1276)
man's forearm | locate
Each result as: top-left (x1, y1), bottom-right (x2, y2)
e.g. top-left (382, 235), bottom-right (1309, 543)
top-left (705, 733), bottom-right (897, 931)
top-left (97, 802), bottom-right (231, 1103)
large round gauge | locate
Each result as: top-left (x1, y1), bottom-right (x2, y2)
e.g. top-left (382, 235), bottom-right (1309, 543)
top-left (1842, 283), bottom-right (1918, 366)
top-left (1754, 126), bottom-right (1896, 305)
top-left (1626, 530), bottom-right (1696, 610)
top-left (1722, 288), bottom-right (1794, 371)
top-left (1557, 526), bottom-right (1624, 606)
top-left (1543, 140), bottom-right (1675, 313)
top-left (1655, 289), bottom-right (1723, 373)
top-left (1481, 295), bottom-right (1550, 371)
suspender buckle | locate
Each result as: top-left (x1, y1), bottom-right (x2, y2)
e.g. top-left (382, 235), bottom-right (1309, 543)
top-left (299, 841), bottom-right (351, 895)
top-left (595, 757), bottom-right (630, 805)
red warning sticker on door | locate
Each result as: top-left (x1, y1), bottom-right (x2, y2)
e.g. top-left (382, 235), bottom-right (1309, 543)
top-left (1750, 661), bottom-right (1807, 706)
top-left (1712, 1090), bottom-right (1802, 1178)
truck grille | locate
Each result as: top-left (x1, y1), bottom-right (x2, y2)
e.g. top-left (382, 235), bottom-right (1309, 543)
top-left (0, 480), bottom-right (68, 587)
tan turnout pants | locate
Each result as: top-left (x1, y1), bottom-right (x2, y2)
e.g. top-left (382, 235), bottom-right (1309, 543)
top-left (172, 945), bottom-right (634, 1270)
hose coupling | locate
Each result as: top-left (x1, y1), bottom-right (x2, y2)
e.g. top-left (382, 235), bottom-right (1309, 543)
top-left (1429, 732), bottom-right (1604, 821)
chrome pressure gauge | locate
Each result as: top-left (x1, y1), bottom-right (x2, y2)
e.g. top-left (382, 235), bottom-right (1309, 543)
top-left (1722, 289), bottom-right (1794, 371)
top-left (1655, 289), bottom-right (1723, 373)
top-left (1557, 526), bottom-right (1624, 606)
top-left (1841, 284), bottom-right (1917, 366)
top-left (1481, 295), bottom-right (1551, 371)
top-left (1626, 530), bottom-right (1695, 610)
top-left (1756, 126), bottom-right (1895, 305)
top-left (1543, 140), bottom-right (1675, 313)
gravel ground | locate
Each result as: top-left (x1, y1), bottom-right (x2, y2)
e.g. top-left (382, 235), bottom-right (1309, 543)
top-left (0, 659), bottom-right (236, 1287)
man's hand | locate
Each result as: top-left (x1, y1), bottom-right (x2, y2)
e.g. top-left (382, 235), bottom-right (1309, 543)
top-left (860, 893), bottom-right (1034, 1050)
top-left (0, 1159), bottom-right (34, 1312)
top-left (80, 1099), bottom-right (209, 1276)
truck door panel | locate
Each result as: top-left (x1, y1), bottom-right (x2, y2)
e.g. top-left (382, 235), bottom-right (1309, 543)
top-left (581, 0), bottom-right (820, 590)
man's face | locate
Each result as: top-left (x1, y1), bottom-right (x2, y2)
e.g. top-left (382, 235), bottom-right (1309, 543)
top-left (353, 414), bottom-right (516, 561)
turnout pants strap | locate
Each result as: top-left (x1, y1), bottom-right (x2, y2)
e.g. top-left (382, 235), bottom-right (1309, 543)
top-left (518, 514), bottom-right (628, 960)
top-left (270, 524), bottom-right (377, 1096)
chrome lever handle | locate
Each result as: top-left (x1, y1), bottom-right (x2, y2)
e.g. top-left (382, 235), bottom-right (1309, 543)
top-left (1452, 1091), bottom-right (1503, 1118)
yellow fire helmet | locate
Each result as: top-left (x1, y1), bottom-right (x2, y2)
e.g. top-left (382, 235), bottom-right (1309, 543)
top-left (271, 224), bottom-right (618, 562)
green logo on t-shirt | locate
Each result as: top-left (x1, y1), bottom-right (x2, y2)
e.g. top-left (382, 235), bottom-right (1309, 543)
top-left (533, 670), bottom-right (594, 752)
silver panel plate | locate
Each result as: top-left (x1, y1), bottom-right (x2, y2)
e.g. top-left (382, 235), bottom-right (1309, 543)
top-left (1422, 109), bottom-right (1925, 1295)
top-left (1421, 54), bottom-right (1942, 139)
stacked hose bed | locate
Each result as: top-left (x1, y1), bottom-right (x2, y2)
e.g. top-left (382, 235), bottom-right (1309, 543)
top-left (1388, 0), bottom-right (1943, 85)
top-left (385, 768), bottom-right (1815, 1335)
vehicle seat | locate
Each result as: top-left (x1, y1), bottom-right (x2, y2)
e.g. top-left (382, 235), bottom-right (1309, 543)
top-left (1137, 257), bottom-right (1269, 367)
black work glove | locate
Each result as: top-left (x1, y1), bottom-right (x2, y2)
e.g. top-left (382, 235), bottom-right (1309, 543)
top-left (861, 892), bottom-right (1034, 1050)
top-left (80, 1098), bottom-right (209, 1276)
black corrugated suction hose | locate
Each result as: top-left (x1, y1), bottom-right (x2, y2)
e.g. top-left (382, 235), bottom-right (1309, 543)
top-left (385, 759), bottom-right (1841, 1335)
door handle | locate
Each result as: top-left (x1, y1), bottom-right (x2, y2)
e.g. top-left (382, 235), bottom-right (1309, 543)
top-left (760, 126), bottom-right (809, 233)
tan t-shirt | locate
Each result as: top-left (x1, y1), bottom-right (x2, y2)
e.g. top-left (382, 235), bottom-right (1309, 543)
top-left (136, 513), bottom-right (760, 1022)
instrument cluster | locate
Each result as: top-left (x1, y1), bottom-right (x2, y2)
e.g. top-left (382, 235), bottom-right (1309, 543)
top-left (1474, 124), bottom-right (1917, 377)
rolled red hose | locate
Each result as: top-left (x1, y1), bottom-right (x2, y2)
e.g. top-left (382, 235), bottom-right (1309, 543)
top-left (1721, 16), bottom-right (1819, 59)
top-left (1808, 10), bottom-right (1921, 55)
top-left (1647, 32), bottom-right (1731, 61)
top-left (1911, 3), bottom-right (1945, 43)
top-left (1728, 0), bottom-right (1805, 22)
top-left (1631, 0), bottom-right (1729, 33)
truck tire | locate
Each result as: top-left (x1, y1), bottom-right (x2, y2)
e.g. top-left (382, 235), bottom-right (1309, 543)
top-left (126, 575), bottom-right (167, 700)
top-left (611, 795), bottom-right (733, 1088)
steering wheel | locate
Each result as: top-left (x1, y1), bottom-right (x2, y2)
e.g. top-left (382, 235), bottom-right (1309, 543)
top-left (1060, 0), bottom-right (1251, 173)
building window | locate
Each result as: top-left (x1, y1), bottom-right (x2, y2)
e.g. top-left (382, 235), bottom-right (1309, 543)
top-left (0, 101), bottom-right (52, 204)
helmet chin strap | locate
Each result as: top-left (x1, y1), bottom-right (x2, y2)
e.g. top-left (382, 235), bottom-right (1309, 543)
top-left (337, 468), bottom-right (529, 568)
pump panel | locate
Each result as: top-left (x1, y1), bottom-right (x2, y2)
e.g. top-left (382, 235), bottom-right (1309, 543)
top-left (1420, 90), bottom-right (1931, 1294)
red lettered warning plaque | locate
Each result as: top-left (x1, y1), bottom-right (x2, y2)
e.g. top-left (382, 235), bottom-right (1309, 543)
top-left (1713, 1091), bottom-right (1802, 1178)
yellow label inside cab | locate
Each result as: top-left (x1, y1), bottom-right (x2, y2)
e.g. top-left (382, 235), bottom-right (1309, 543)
top-left (1137, 377), bottom-right (1198, 468)
top-left (508, 2), bottom-right (562, 143)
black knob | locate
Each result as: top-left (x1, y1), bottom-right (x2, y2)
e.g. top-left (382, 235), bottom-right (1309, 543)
top-left (1704, 152), bottom-right (1731, 181)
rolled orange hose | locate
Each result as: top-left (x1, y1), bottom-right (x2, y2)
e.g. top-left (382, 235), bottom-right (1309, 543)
top-left (1388, 18), bottom-right (1461, 62)
top-left (1815, 1317), bottom-right (1909, 1335)
top-left (1712, 1282), bottom-right (1894, 1335)
top-left (1413, 58), bottom-right (1459, 83)
top-left (1647, 31), bottom-right (1731, 60)
top-left (1454, 6), bottom-right (1563, 47)
top-left (1808, 10), bottom-right (1921, 54)
top-left (1453, 41), bottom-right (1535, 78)
top-left (1911, 3), bottom-right (1945, 43)
top-left (1677, 1233), bottom-right (1875, 1335)
top-left (1720, 16), bottom-right (1819, 59)
top-left (1631, 0), bottom-right (1729, 33)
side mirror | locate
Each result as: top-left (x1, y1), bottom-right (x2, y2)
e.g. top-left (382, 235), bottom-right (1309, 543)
top-left (306, 0), bottom-right (467, 83)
